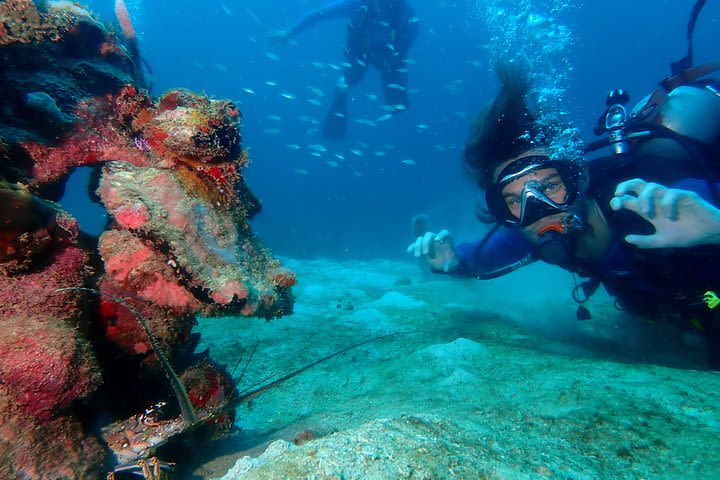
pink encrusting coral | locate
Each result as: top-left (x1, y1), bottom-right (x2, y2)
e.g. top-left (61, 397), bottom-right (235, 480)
top-left (0, 2), bottom-right (295, 477)
top-left (98, 161), bottom-right (281, 314)
top-left (0, 243), bottom-right (105, 477)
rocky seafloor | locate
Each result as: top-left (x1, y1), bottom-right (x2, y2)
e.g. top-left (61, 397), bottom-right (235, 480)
top-left (193, 257), bottom-right (720, 479)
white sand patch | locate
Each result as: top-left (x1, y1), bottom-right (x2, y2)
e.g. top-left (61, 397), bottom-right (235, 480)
top-left (369, 291), bottom-right (426, 309)
top-left (341, 308), bottom-right (398, 333)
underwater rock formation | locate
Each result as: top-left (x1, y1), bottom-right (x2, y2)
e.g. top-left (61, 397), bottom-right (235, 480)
top-left (0, 1), bottom-right (295, 477)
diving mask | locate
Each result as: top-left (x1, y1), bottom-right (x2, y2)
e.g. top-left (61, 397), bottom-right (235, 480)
top-left (485, 155), bottom-right (581, 228)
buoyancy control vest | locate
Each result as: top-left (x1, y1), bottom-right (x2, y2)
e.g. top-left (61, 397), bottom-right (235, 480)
top-left (569, 0), bottom-right (720, 319)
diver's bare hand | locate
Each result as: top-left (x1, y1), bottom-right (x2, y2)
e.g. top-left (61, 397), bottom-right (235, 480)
top-left (610, 178), bottom-right (720, 248)
top-left (407, 229), bottom-right (459, 272)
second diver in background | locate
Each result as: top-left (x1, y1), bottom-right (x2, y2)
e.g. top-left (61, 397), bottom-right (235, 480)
top-left (269, 0), bottom-right (419, 138)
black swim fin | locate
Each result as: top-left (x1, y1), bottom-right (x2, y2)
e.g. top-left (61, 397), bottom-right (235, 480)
top-left (323, 92), bottom-right (348, 139)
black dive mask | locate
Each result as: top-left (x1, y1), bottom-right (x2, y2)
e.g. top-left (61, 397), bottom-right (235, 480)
top-left (485, 156), bottom-right (582, 228)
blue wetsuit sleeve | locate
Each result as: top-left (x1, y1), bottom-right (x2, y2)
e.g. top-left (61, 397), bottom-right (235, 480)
top-left (454, 228), bottom-right (533, 278)
top-left (668, 178), bottom-right (720, 205)
top-left (287, 0), bottom-right (357, 37)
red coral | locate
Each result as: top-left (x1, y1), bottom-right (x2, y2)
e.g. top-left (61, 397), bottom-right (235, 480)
top-left (181, 361), bottom-right (236, 432)
top-left (158, 91), bottom-right (182, 112)
top-left (272, 267), bottom-right (297, 289)
top-left (114, 204), bottom-right (150, 229)
top-left (0, 246), bottom-right (101, 422)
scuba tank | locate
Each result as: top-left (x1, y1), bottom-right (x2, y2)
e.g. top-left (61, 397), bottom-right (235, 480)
top-left (586, 0), bottom-right (720, 160)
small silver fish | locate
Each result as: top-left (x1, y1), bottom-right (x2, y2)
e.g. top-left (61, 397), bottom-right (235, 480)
top-left (246, 9), bottom-right (262, 24)
top-left (308, 87), bottom-right (325, 97)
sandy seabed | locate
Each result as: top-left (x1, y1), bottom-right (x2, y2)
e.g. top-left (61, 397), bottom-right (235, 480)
top-left (193, 257), bottom-right (720, 479)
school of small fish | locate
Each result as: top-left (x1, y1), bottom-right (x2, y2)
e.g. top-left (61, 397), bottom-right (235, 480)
top-left (199, 10), bottom-right (471, 174)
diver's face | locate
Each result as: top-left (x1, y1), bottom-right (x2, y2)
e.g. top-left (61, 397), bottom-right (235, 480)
top-left (500, 167), bottom-right (568, 219)
top-left (492, 152), bottom-right (572, 239)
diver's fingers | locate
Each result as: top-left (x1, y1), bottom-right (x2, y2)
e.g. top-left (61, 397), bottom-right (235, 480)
top-left (410, 236), bottom-right (424, 257)
top-left (421, 231), bottom-right (436, 256)
top-left (614, 178), bottom-right (648, 197)
top-left (435, 229), bottom-right (450, 243)
top-left (624, 233), bottom-right (661, 249)
top-left (610, 194), bottom-right (643, 215)
top-left (658, 188), bottom-right (684, 221)
top-left (636, 182), bottom-right (665, 219)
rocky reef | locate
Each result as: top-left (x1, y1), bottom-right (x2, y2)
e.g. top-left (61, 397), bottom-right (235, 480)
top-left (0, 1), bottom-right (295, 477)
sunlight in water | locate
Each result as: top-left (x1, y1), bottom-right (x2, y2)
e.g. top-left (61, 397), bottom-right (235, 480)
top-left (467, 0), bottom-right (585, 161)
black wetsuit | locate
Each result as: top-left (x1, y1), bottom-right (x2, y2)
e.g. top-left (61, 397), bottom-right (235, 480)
top-left (455, 150), bottom-right (720, 367)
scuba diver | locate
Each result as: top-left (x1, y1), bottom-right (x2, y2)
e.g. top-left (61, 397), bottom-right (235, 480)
top-left (408, 0), bottom-right (720, 368)
top-left (268, 0), bottom-right (419, 138)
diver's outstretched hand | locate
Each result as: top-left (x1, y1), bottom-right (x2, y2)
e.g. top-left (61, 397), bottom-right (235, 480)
top-left (610, 178), bottom-right (720, 248)
top-left (407, 229), bottom-right (460, 272)
top-left (266, 29), bottom-right (291, 45)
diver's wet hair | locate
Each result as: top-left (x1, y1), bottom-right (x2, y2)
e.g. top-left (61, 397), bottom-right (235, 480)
top-left (464, 61), bottom-right (543, 189)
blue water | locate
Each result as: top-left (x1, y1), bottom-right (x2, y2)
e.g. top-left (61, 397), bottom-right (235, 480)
top-left (70, 0), bottom-right (719, 259)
